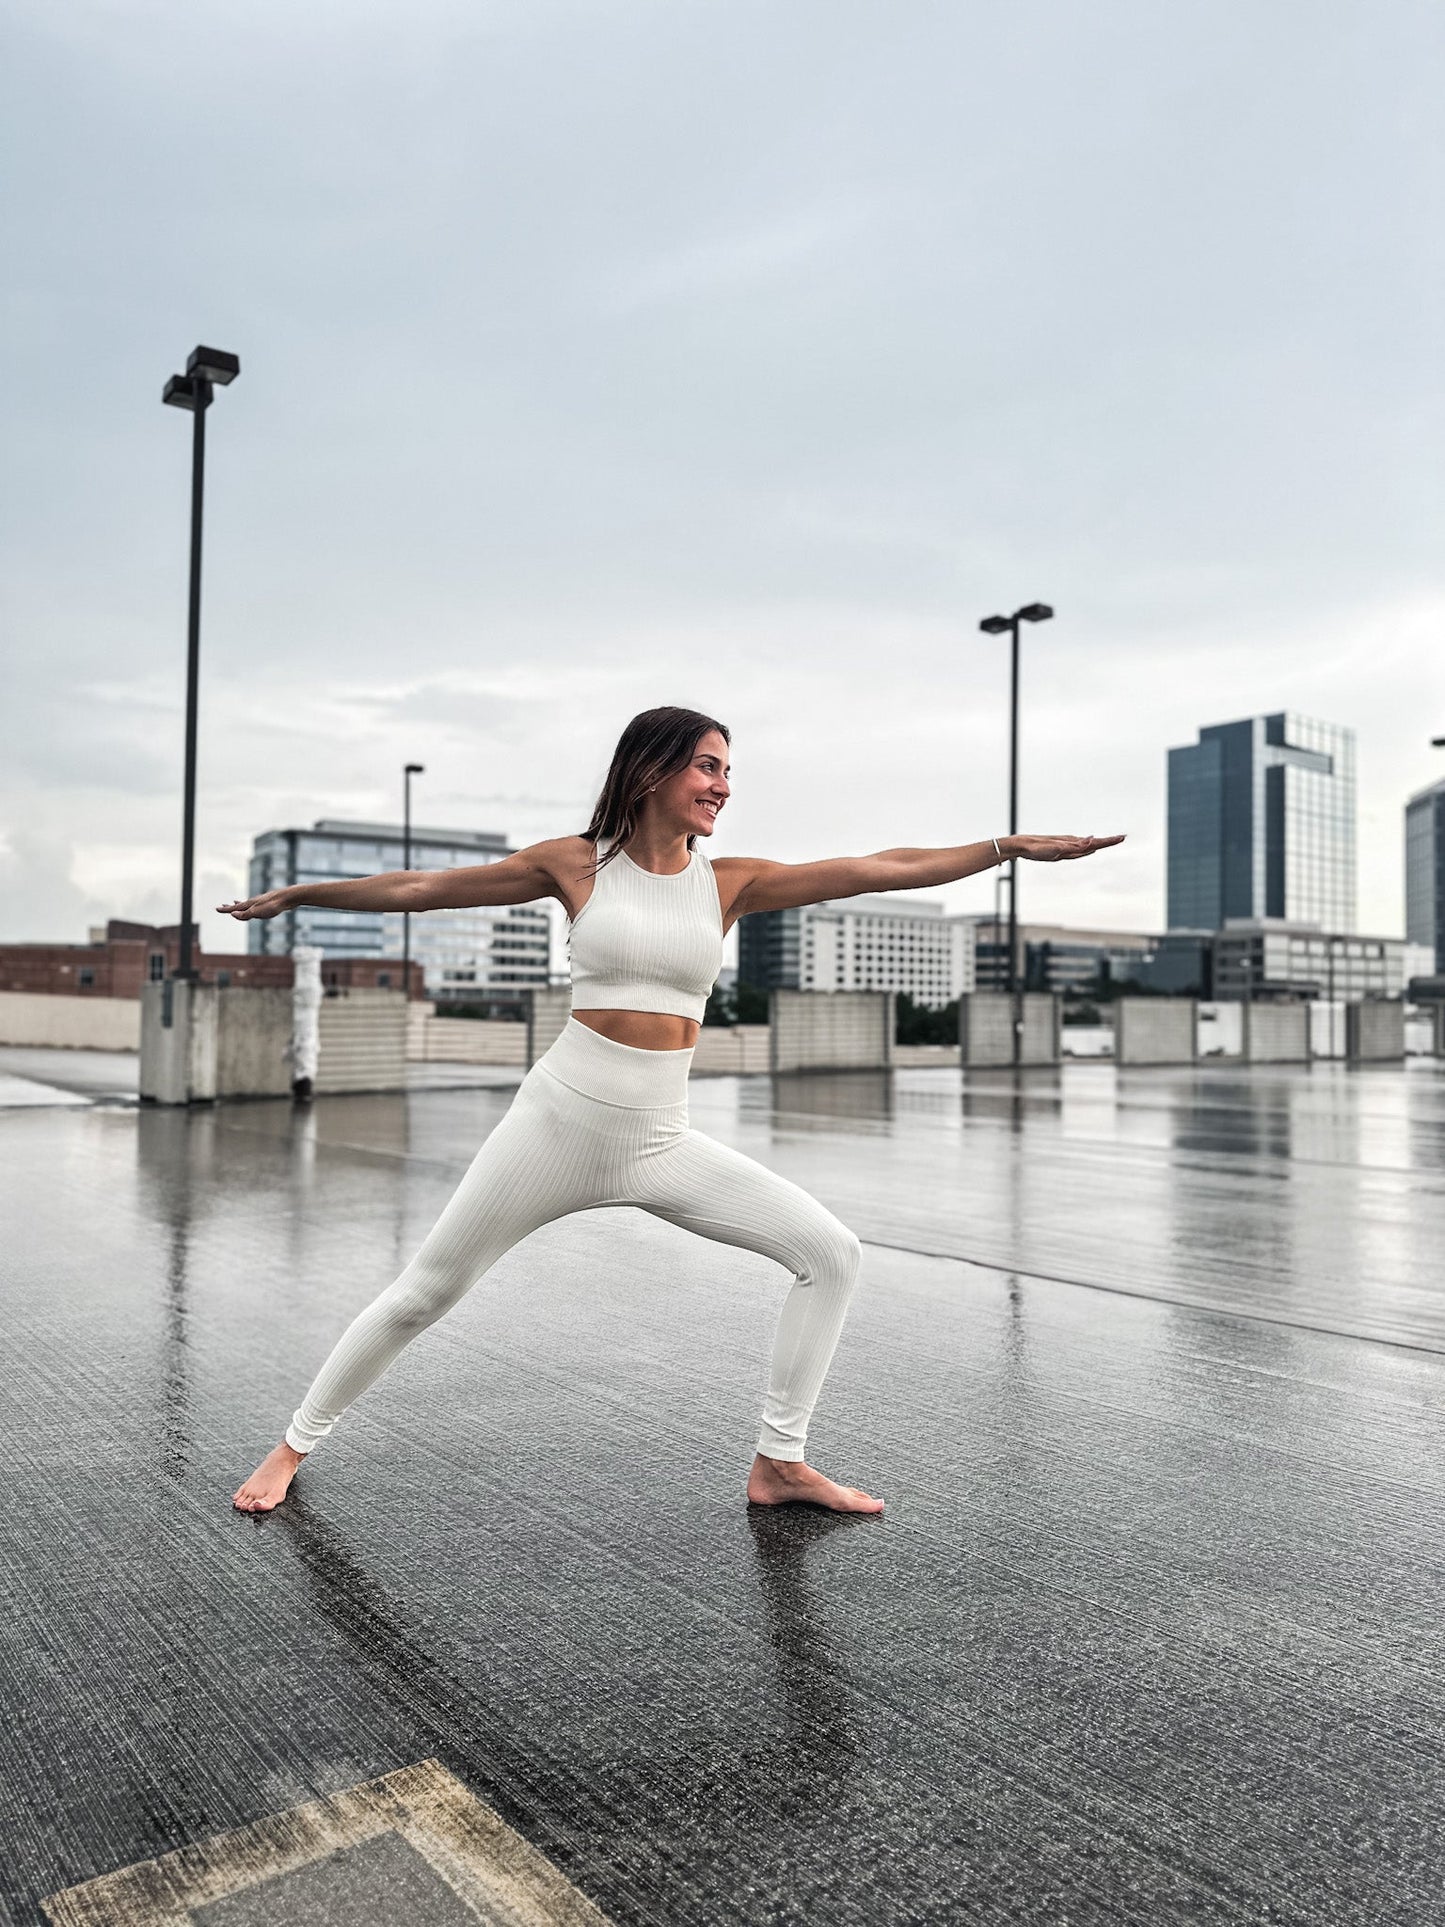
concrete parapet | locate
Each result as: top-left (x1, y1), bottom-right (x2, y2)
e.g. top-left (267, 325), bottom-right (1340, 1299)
top-left (1241, 1002), bottom-right (1309, 1063)
top-left (216, 986), bottom-right (292, 1096)
top-left (1309, 1001), bottom-right (1345, 1060)
top-left (140, 981), bottom-right (218, 1103)
top-left (142, 982), bottom-right (407, 1102)
top-left (1116, 998), bottom-right (1197, 1066)
top-left (0, 990), bottom-right (141, 1051)
top-left (1346, 999), bottom-right (1406, 1062)
top-left (315, 989), bottom-right (407, 1093)
top-left (770, 990), bottom-right (894, 1073)
top-left (959, 992), bottom-right (1061, 1067)
top-left (693, 1025), bottom-right (771, 1075)
top-left (410, 1010), bottom-right (529, 1066)
top-left (526, 987), bottom-right (574, 1065)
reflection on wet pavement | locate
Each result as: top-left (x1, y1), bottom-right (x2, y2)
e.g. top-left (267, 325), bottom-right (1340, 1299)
top-left (3, 1060), bottom-right (1444, 1924)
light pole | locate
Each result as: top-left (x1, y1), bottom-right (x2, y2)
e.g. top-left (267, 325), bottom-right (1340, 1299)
top-left (979, 602), bottom-right (1054, 1064)
top-left (161, 346), bottom-right (241, 983)
top-left (402, 762), bottom-right (425, 1003)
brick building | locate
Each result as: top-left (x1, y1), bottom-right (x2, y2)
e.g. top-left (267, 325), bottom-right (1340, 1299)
top-left (0, 921), bottom-right (424, 1000)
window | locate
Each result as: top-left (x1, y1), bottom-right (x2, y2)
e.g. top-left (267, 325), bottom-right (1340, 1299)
top-left (148, 953), bottom-right (165, 982)
top-left (377, 971), bottom-right (392, 987)
top-left (78, 968), bottom-right (95, 988)
top-left (216, 971), bottom-right (232, 988)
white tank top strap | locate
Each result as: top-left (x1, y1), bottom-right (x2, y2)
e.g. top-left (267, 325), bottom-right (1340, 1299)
top-left (568, 834), bottom-right (723, 1023)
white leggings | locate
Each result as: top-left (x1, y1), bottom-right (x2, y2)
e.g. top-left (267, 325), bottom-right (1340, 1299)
top-left (284, 1017), bottom-right (862, 1462)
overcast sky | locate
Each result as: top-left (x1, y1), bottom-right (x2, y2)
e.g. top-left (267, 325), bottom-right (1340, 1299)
top-left (2, 0), bottom-right (1441, 966)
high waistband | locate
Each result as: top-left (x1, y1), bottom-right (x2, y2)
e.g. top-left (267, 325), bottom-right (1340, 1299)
top-left (536, 1016), bottom-right (693, 1109)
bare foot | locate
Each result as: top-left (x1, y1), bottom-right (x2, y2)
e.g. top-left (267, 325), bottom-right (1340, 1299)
top-left (232, 1442), bottom-right (306, 1513)
top-left (746, 1453), bottom-right (883, 1515)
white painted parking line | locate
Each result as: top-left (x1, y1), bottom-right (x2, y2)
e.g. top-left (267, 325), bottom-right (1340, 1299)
top-left (0, 1074), bottom-right (90, 1109)
top-left (43, 1760), bottom-right (614, 1927)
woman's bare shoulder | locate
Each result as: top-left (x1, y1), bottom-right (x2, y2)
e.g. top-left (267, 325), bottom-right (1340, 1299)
top-left (522, 834), bottom-right (596, 915)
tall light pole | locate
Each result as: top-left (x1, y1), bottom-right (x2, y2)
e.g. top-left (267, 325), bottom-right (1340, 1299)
top-left (161, 346), bottom-right (240, 983)
top-left (979, 602), bottom-right (1054, 1064)
top-left (402, 762), bottom-right (425, 1003)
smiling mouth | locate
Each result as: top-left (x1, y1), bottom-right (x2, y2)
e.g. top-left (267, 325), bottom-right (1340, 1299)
top-left (698, 799), bottom-right (721, 816)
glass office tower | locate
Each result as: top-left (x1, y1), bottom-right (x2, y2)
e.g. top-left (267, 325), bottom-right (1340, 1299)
top-left (246, 819), bottom-right (552, 1000)
top-left (1167, 713), bottom-right (1356, 932)
top-left (1405, 779), bottom-right (1445, 973)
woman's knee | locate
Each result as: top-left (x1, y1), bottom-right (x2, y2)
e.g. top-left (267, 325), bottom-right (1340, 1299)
top-left (377, 1260), bottom-right (472, 1336)
top-left (811, 1218), bottom-right (862, 1294)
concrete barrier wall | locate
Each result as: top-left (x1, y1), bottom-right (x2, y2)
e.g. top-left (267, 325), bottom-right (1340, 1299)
top-left (694, 1025), bottom-right (771, 1074)
top-left (143, 983), bottom-right (408, 1099)
top-left (1346, 999), bottom-right (1406, 1062)
top-left (892, 1043), bottom-right (962, 1069)
top-left (216, 987), bottom-right (292, 1096)
top-left (1116, 998), bottom-right (1197, 1066)
top-left (315, 989), bottom-right (408, 1093)
top-left (1308, 1001), bottom-right (1345, 1059)
top-left (140, 982), bottom-right (218, 1102)
top-left (409, 1010), bottom-right (529, 1065)
top-left (1241, 1002), bottom-right (1309, 1063)
top-left (0, 990), bottom-right (141, 1050)
top-left (1196, 1002), bottom-right (1242, 1057)
top-left (770, 990), bottom-right (893, 1072)
top-left (526, 987), bottom-right (575, 1066)
top-left (960, 992), bottom-right (1061, 1067)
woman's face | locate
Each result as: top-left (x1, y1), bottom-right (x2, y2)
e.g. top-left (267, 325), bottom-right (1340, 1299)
top-left (653, 729), bottom-right (731, 838)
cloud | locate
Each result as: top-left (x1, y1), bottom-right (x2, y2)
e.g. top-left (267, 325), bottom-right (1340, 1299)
top-left (599, 203), bottom-right (879, 315)
top-left (1, 0), bottom-right (1439, 963)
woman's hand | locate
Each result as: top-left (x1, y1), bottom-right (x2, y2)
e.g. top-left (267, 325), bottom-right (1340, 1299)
top-left (1004, 833), bottom-right (1125, 863)
top-left (216, 889), bottom-right (292, 921)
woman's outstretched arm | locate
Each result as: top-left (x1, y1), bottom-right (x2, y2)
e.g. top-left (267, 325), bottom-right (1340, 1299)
top-left (216, 836), bottom-right (590, 923)
top-left (716, 833), bottom-right (1124, 923)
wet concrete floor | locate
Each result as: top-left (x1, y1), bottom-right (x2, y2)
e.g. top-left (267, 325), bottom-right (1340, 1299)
top-left (2, 1056), bottom-right (1444, 1923)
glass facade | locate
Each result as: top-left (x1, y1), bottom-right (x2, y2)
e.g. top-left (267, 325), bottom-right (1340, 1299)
top-left (1168, 713), bottom-right (1355, 932)
top-left (246, 819), bottom-right (552, 997)
top-left (1405, 781), bottom-right (1445, 973)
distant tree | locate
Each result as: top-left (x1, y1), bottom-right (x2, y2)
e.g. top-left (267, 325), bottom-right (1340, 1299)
top-left (734, 981), bottom-right (769, 1025)
top-left (703, 983), bottom-right (734, 1027)
top-left (895, 992), bottom-right (959, 1045)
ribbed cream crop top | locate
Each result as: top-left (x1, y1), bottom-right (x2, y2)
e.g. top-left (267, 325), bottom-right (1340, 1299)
top-left (567, 837), bottom-right (724, 1023)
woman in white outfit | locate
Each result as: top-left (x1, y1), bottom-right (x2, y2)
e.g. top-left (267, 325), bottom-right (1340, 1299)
top-left (225, 706), bottom-right (1121, 1515)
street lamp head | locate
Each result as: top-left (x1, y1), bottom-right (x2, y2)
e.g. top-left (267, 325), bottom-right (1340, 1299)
top-left (162, 374), bottom-right (201, 411)
top-left (1432, 736), bottom-right (1445, 747)
top-left (186, 346), bottom-right (241, 385)
top-left (1017, 603), bottom-right (1054, 624)
top-left (405, 762), bottom-right (425, 775)
top-left (979, 615), bottom-right (1012, 635)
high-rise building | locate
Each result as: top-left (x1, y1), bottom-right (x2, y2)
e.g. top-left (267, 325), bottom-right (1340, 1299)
top-left (738, 895), bottom-right (974, 1006)
top-left (246, 819), bottom-right (551, 1003)
top-left (1167, 713), bottom-right (1356, 932)
top-left (1405, 778), bottom-right (1445, 974)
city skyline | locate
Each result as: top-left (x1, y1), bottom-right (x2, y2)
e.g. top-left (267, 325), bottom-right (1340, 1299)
top-left (3, 3), bottom-right (1439, 957)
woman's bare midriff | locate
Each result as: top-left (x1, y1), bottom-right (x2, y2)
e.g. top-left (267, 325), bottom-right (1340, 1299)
top-left (572, 1010), bottom-right (701, 1051)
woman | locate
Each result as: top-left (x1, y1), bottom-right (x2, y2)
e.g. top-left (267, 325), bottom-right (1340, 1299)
top-left (224, 706), bottom-right (1121, 1516)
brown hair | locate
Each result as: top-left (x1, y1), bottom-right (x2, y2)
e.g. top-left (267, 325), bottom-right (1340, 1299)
top-left (581, 706), bottom-right (730, 872)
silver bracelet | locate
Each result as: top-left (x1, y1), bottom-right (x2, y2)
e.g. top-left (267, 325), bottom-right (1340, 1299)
top-left (992, 836), bottom-right (1004, 863)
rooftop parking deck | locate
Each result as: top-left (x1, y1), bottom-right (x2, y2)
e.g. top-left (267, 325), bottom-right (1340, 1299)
top-left (2, 1050), bottom-right (1443, 1924)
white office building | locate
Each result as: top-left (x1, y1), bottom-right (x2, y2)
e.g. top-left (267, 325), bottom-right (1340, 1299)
top-left (1212, 920), bottom-right (1434, 1002)
top-left (739, 895), bottom-right (975, 1005)
top-left (246, 819), bottom-right (551, 1002)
